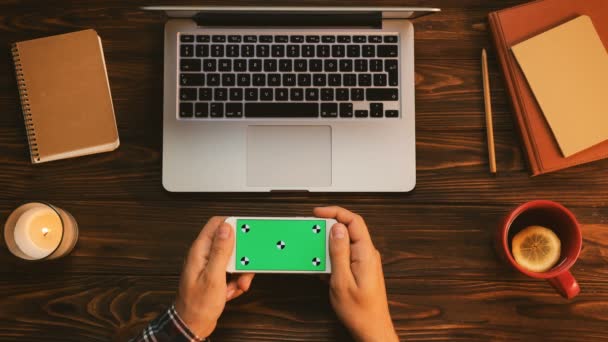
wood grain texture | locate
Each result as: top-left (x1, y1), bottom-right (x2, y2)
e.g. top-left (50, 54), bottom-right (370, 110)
top-left (2, 0), bottom-right (608, 341)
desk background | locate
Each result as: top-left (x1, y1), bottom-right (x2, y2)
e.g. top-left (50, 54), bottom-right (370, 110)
top-left (1, 1), bottom-right (607, 341)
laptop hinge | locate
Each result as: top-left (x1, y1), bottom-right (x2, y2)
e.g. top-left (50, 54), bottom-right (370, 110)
top-left (193, 11), bottom-right (382, 28)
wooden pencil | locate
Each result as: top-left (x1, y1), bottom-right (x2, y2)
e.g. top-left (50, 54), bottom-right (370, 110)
top-left (481, 48), bottom-right (497, 174)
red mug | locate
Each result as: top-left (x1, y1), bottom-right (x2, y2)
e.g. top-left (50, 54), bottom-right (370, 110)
top-left (496, 200), bottom-right (582, 299)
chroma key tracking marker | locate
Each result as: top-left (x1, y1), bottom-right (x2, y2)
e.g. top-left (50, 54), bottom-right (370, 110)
top-left (225, 217), bottom-right (336, 273)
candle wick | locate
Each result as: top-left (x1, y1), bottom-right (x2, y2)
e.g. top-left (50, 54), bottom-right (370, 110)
top-left (42, 227), bottom-right (49, 236)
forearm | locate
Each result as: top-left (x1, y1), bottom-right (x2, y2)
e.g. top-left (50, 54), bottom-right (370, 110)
top-left (129, 305), bottom-right (208, 342)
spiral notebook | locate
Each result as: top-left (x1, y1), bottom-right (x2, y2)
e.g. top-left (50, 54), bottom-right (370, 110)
top-left (11, 29), bottom-right (119, 164)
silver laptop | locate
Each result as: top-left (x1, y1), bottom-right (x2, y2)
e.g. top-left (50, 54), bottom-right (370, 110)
top-left (143, 6), bottom-right (440, 192)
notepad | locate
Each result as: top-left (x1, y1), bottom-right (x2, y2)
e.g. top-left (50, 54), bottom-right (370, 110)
top-left (11, 29), bottom-right (119, 163)
top-left (512, 15), bottom-right (608, 157)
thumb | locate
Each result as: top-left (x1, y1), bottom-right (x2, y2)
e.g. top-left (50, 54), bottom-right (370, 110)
top-left (329, 223), bottom-right (355, 287)
top-left (204, 222), bottom-right (235, 280)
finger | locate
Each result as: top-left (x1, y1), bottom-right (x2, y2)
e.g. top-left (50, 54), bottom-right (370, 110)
top-left (314, 206), bottom-right (372, 244)
top-left (182, 216), bottom-right (227, 282)
top-left (203, 222), bottom-right (235, 281)
top-left (226, 273), bottom-right (254, 301)
top-left (328, 223), bottom-right (356, 288)
top-left (236, 273), bottom-right (255, 292)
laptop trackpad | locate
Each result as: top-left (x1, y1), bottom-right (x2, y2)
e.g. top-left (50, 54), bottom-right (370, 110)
top-left (247, 126), bottom-right (332, 188)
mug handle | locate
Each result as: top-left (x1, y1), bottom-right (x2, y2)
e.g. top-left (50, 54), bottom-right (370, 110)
top-left (547, 271), bottom-right (580, 299)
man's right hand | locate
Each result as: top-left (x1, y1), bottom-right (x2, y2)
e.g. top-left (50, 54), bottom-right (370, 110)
top-left (314, 206), bottom-right (399, 342)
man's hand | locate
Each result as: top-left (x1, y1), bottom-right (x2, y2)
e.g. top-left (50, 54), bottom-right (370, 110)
top-left (175, 217), bottom-right (254, 338)
top-left (314, 207), bottom-right (398, 342)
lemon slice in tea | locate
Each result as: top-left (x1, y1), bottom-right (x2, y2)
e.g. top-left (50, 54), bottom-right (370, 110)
top-left (512, 225), bottom-right (561, 273)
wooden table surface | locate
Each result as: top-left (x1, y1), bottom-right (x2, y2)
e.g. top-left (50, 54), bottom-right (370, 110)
top-left (1, 1), bottom-right (607, 341)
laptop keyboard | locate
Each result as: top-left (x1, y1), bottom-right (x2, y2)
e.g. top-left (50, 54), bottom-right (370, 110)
top-left (178, 33), bottom-right (400, 119)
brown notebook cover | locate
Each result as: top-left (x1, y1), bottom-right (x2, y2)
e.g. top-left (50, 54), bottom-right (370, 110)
top-left (11, 29), bottom-right (119, 164)
top-left (489, 0), bottom-right (608, 176)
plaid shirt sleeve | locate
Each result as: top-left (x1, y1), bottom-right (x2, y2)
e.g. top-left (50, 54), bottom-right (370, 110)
top-left (130, 305), bottom-right (209, 342)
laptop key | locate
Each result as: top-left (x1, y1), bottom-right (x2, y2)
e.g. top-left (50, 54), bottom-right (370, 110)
top-left (313, 74), bottom-right (326, 86)
top-left (244, 35), bottom-right (257, 43)
top-left (353, 35), bottom-right (366, 43)
top-left (321, 89), bottom-right (334, 101)
top-left (259, 35), bottom-right (273, 42)
top-left (237, 74), bottom-right (250, 86)
top-left (316, 45), bottom-right (330, 57)
top-left (385, 59), bottom-right (399, 86)
top-left (179, 102), bottom-right (193, 117)
top-left (370, 59), bottom-right (383, 72)
top-left (276, 88), bottom-right (289, 101)
top-left (212, 35), bottom-right (226, 43)
top-left (328, 73), bottom-right (341, 86)
top-left (370, 103), bottom-right (383, 117)
top-left (261, 88), bottom-right (274, 101)
top-left (234, 59), bottom-right (247, 71)
top-left (226, 44), bottom-right (239, 57)
top-left (298, 74), bottom-right (311, 86)
top-left (384, 35), bottom-right (398, 43)
top-left (385, 110), bottom-right (399, 118)
top-left (283, 74), bottom-right (296, 86)
top-left (332, 45), bottom-right (345, 57)
top-left (355, 110), bottom-right (368, 118)
top-left (378, 45), bottom-right (398, 57)
top-left (241, 45), bottom-right (254, 57)
top-left (272, 45), bottom-right (285, 57)
top-left (199, 88), bottom-right (212, 101)
top-left (211, 45), bottom-right (224, 57)
top-left (369, 35), bottom-right (383, 43)
top-left (180, 88), bottom-right (197, 101)
top-left (249, 59), bottom-right (262, 71)
top-left (347, 45), bottom-right (360, 57)
top-left (287, 45), bottom-right (300, 57)
top-left (339, 103), bottom-right (353, 117)
top-left (275, 35), bottom-right (288, 43)
top-left (355, 59), bottom-right (368, 72)
top-left (210, 103), bottom-right (224, 117)
top-left (294, 59), bottom-right (307, 72)
top-left (321, 103), bottom-right (338, 117)
top-left (264, 59), bottom-right (277, 72)
top-left (228, 35), bottom-right (241, 43)
top-left (362, 45), bottom-right (375, 57)
top-left (180, 34), bottom-right (194, 42)
top-left (180, 44), bottom-right (194, 57)
top-left (343, 74), bottom-right (357, 86)
top-left (202, 59), bottom-right (215, 71)
top-left (279, 59), bottom-right (292, 72)
top-left (336, 88), bottom-right (349, 101)
top-left (322, 35), bottom-right (336, 43)
top-left (309, 60), bottom-right (322, 72)
top-left (337, 35), bottom-right (351, 43)
top-left (373, 74), bottom-right (387, 86)
top-left (196, 35), bottom-right (210, 43)
top-left (222, 73), bottom-right (235, 86)
top-left (305, 88), bottom-right (319, 101)
top-left (214, 88), bottom-right (227, 101)
top-left (195, 103), bottom-right (209, 117)
top-left (366, 89), bottom-right (399, 101)
top-left (339, 59), bottom-right (353, 72)
top-left (358, 74), bottom-right (372, 87)
top-left (229, 88), bottom-right (243, 101)
top-left (290, 88), bottom-right (304, 101)
top-left (268, 74), bottom-right (281, 86)
top-left (351, 88), bottom-right (364, 101)
top-left (207, 73), bottom-right (220, 86)
top-left (302, 45), bottom-right (315, 57)
top-left (253, 73), bottom-right (266, 86)
top-left (290, 35), bottom-right (304, 43)
top-left (324, 59), bottom-right (338, 72)
top-left (180, 73), bottom-right (204, 86)
top-left (306, 35), bottom-right (320, 43)
top-left (196, 44), bottom-right (209, 57)
top-left (226, 103), bottom-right (243, 117)
top-left (245, 88), bottom-right (258, 101)
top-left (218, 59), bottom-right (231, 71)
top-left (181, 59), bottom-right (201, 71)
top-left (245, 103), bottom-right (318, 118)
top-left (256, 45), bottom-right (269, 57)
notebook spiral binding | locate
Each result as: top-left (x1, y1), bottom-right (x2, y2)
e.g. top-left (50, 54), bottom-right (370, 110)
top-left (11, 44), bottom-right (40, 162)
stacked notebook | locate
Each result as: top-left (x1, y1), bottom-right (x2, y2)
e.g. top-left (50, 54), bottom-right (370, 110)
top-left (489, 0), bottom-right (608, 175)
top-left (11, 29), bottom-right (119, 163)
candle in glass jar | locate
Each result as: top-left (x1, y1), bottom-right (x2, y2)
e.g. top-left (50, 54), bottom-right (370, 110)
top-left (4, 202), bottom-right (79, 260)
top-left (13, 206), bottom-right (63, 259)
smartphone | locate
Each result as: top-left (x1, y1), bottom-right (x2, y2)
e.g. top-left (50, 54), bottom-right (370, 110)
top-left (225, 217), bottom-right (337, 273)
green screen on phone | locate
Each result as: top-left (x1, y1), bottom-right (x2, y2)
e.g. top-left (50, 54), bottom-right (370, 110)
top-left (235, 219), bottom-right (327, 272)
